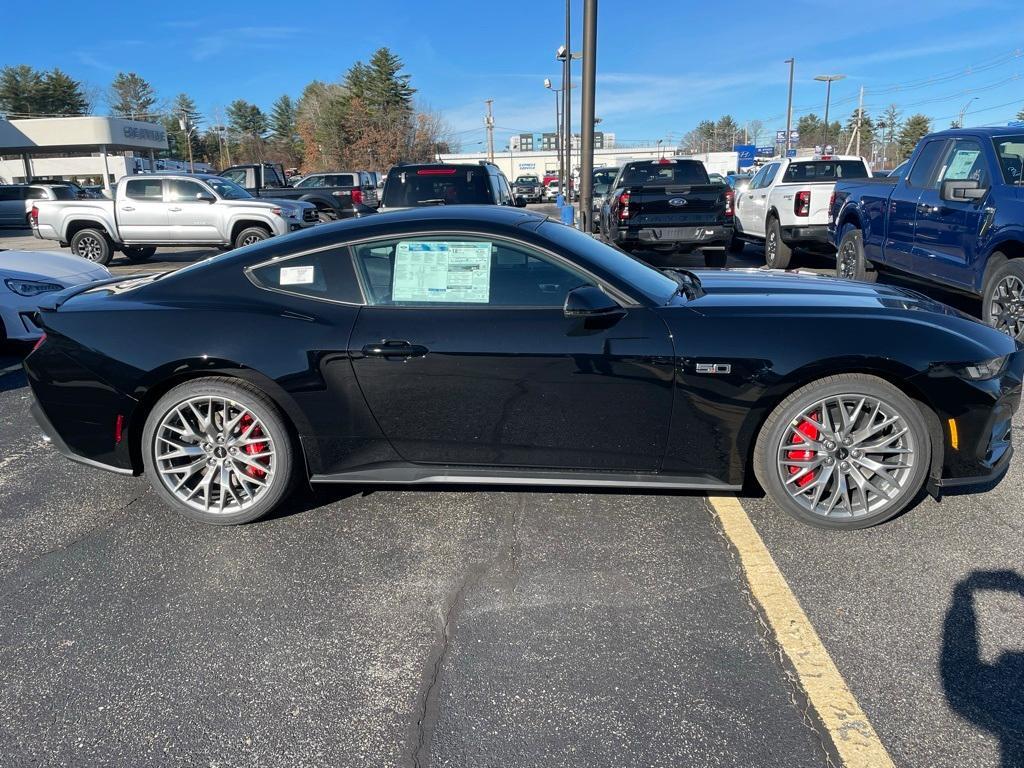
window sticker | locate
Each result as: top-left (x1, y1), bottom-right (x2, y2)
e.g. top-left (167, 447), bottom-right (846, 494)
top-left (280, 265), bottom-right (316, 285)
top-left (944, 150), bottom-right (981, 181)
top-left (392, 241), bottom-right (492, 303)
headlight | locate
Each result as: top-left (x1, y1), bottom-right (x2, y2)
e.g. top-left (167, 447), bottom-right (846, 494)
top-left (954, 356), bottom-right (1009, 380)
top-left (4, 278), bottom-right (63, 297)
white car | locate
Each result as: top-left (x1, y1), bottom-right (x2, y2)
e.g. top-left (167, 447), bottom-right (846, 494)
top-left (0, 249), bottom-right (110, 342)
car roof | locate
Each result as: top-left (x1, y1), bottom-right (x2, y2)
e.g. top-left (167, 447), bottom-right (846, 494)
top-left (926, 126), bottom-right (1024, 139)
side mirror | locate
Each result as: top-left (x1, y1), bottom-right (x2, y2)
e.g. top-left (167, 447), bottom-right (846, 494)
top-left (196, 192), bottom-right (216, 203)
top-left (941, 179), bottom-right (987, 202)
top-left (564, 285), bottom-right (624, 318)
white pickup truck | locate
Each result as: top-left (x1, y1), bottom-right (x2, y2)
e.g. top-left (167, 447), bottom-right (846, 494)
top-left (31, 173), bottom-right (317, 265)
top-left (731, 155), bottom-right (871, 268)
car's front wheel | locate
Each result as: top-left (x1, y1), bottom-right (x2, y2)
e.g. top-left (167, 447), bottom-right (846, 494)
top-left (234, 226), bottom-right (271, 249)
top-left (142, 378), bottom-right (295, 525)
top-left (754, 374), bottom-right (930, 529)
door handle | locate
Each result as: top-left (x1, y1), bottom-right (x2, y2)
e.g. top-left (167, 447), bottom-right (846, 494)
top-left (362, 340), bottom-right (429, 359)
top-left (120, 206), bottom-right (135, 211)
top-left (168, 206), bottom-right (182, 212)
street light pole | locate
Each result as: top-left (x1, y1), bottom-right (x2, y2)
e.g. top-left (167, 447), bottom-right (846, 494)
top-left (544, 78), bottom-right (564, 188)
top-left (958, 97), bottom-right (978, 128)
top-left (579, 0), bottom-right (597, 232)
top-left (815, 74), bottom-right (846, 147)
top-left (784, 58), bottom-right (795, 155)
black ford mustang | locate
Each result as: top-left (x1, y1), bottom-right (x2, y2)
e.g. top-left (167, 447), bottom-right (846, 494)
top-left (24, 206), bottom-right (1022, 529)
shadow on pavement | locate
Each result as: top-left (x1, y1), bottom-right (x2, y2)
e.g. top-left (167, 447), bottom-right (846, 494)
top-left (941, 569), bottom-right (1024, 768)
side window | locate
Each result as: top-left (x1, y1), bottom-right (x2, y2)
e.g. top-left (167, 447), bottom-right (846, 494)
top-left (166, 179), bottom-right (208, 202)
top-left (0, 187), bottom-right (20, 201)
top-left (26, 187), bottom-right (48, 200)
top-left (936, 139), bottom-right (987, 187)
top-left (493, 174), bottom-right (511, 205)
top-left (747, 166), bottom-right (768, 190)
top-left (351, 237), bottom-right (593, 308)
top-left (247, 247), bottom-right (363, 304)
top-left (220, 169), bottom-right (248, 186)
top-left (761, 163), bottom-right (780, 187)
top-left (263, 166), bottom-right (285, 187)
top-left (124, 178), bottom-right (163, 200)
top-left (906, 140), bottom-right (948, 188)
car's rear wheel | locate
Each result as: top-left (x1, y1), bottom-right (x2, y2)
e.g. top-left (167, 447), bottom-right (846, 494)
top-left (982, 257), bottom-right (1024, 340)
top-left (122, 245), bottom-right (156, 263)
top-left (70, 228), bottom-right (113, 266)
top-left (764, 217), bottom-right (792, 270)
top-left (142, 378), bottom-right (295, 525)
top-left (836, 227), bottom-right (877, 283)
top-left (234, 226), bottom-right (271, 250)
top-left (754, 374), bottom-right (930, 529)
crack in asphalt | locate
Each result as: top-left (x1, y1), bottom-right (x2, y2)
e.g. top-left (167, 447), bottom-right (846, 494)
top-left (411, 496), bottom-right (525, 768)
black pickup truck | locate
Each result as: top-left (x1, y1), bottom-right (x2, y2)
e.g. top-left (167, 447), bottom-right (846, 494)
top-left (218, 163), bottom-right (377, 222)
top-left (599, 158), bottom-right (735, 267)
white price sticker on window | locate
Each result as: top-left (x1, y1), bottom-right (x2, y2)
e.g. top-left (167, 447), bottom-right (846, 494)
top-left (392, 241), bottom-right (491, 303)
top-left (280, 265), bottom-right (315, 285)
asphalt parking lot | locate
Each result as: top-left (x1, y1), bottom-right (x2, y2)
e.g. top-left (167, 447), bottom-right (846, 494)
top-left (1, 219), bottom-right (1022, 767)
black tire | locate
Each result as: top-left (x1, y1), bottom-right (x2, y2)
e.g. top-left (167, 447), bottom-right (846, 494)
top-left (836, 227), bottom-right (877, 283)
top-left (316, 209), bottom-right (335, 224)
top-left (122, 245), bottom-right (156, 263)
top-left (234, 226), bottom-right (271, 250)
top-left (764, 217), bottom-right (792, 270)
top-left (727, 235), bottom-right (745, 254)
top-left (142, 377), bottom-right (296, 525)
top-left (753, 374), bottom-right (931, 530)
top-left (70, 228), bottom-right (113, 266)
top-left (982, 256), bottom-right (1024, 340)
top-left (703, 249), bottom-right (728, 268)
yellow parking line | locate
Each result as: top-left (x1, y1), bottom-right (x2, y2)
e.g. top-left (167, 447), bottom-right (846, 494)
top-left (708, 496), bottom-right (895, 768)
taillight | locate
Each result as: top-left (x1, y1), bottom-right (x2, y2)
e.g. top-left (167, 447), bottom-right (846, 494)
top-left (829, 191), bottom-right (836, 214)
top-left (617, 191), bottom-right (630, 221)
top-left (724, 189), bottom-right (734, 217)
top-left (31, 332), bottom-right (47, 352)
top-left (351, 189), bottom-right (363, 205)
top-left (30, 205), bottom-right (38, 225)
top-left (795, 190), bottom-right (811, 217)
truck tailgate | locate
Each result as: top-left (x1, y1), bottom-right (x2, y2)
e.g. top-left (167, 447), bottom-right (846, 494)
top-left (630, 184), bottom-right (728, 225)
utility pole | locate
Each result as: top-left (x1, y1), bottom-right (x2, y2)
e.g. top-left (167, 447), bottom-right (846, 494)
top-left (484, 99), bottom-right (494, 163)
top-left (579, 0), bottom-right (597, 232)
top-left (855, 85), bottom-right (864, 157)
top-left (563, 0), bottom-right (572, 197)
top-left (784, 58), bottom-right (795, 156)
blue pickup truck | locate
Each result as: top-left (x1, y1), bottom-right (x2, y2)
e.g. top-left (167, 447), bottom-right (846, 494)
top-left (830, 127), bottom-right (1024, 339)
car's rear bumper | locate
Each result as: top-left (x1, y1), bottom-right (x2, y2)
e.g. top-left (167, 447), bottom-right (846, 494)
top-left (30, 397), bottom-right (132, 475)
top-left (780, 224), bottom-right (830, 245)
top-left (618, 224), bottom-right (733, 248)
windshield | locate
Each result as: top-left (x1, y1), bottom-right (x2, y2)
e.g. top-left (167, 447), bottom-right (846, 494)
top-left (206, 176), bottom-right (253, 200)
top-left (621, 161), bottom-right (709, 186)
top-left (514, 176), bottom-right (538, 184)
top-left (781, 160), bottom-right (869, 183)
top-left (593, 168), bottom-right (618, 186)
top-left (993, 136), bottom-right (1024, 185)
top-left (383, 167), bottom-right (492, 206)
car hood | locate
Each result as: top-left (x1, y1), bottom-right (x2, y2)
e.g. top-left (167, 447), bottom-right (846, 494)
top-left (260, 198), bottom-right (315, 211)
top-left (0, 249), bottom-right (110, 281)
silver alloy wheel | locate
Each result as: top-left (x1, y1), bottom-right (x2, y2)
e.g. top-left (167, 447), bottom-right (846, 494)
top-left (241, 233), bottom-right (264, 246)
top-left (153, 395), bottom-right (276, 514)
top-left (76, 234), bottom-right (103, 261)
top-left (989, 275), bottom-right (1024, 339)
top-left (766, 229), bottom-right (777, 266)
top-left (776, 394), bottom-right (916, 519)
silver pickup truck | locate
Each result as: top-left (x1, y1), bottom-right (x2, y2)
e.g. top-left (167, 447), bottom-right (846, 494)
top-left (31, 173), bottom-right (317, 265)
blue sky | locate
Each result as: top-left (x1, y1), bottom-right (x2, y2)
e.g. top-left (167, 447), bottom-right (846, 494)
top-left (7, 0), bottom-right (1023, 149)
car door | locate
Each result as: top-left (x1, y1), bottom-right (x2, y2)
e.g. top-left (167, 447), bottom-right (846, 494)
top-left (882, 139), bottom-right (948, 271)
top-left (347, 233), bottom-right (676, 471)
top-left (0, 187), bottom-right (27, 225)
top-left (747, 163), bottom-right (780, 237)
top-left (735, 165), bottom-right (766, 235)
top-left (117, 178), bottom-right (168, 242)
top-left (165, 178), bottom-right (221, 242)
top-left (911, 137), bottom-right (991, 290)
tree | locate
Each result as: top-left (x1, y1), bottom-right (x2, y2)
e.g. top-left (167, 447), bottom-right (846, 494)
top-left (37, 69), bottom-right (88, 116)
top-left (898, 114), bottom-right (931, 159)
top-left (1016, 107), bottom-right (1024, 122)
top-left (842, 108), bottom-right (875, 156)
top-left (797, 114), bottom-right (823, 147)
top-left (0, 65), bottom-right (43, 117)
top-left (879, 104), bottom-right (902, 166)
top-left (162, 93), bottom-right (202, 163)
top-left (747, 119), bottom-right (764, 146)
top-left (715, 115), bottom-right (740, 151)
top-left (226, 99), bottom-right (268, 163)
top-left (108, 72), bottom-right (157, 119)
top-left (363, 48), bottom-right (415, 115)
top-left (268, 95), bottom-right (302, 165)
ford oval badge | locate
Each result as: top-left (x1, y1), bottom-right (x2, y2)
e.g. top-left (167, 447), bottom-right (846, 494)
top-left (668, 198), bottom-right (688, 207)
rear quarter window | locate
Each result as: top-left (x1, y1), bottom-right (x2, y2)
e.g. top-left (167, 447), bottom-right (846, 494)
top-left (247, 247), bottom-right (363, 304)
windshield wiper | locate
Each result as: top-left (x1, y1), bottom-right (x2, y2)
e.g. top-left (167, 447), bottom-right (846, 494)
top-left (662, 268), bottom-right (705, 300)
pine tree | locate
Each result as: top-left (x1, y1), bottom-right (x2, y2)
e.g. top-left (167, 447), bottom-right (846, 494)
top-left (109, 72), bottom-right (157, 119)
top-left (364, 48), bottom-right (415, 115)
top-left (796, 114), bottom-right (823, 147)
top-left (37, 69), bottom-right (88, 115)
top-left (843, 108), bottom-right (875, 155)
top-left (1016, 107), bottom-right (1024, 122)
top-left (0, 65), bottom-right (44, 117)
top-left (226, 99), bottom-right (267, 163)
top-left (715, 115), bottom-right (739, 151)
top-left (898, 114), bottom-right (931, 159)
top-left (269, 95), bottom-right (296, 142)
top-left (162, 93), bottom-right (202, 162)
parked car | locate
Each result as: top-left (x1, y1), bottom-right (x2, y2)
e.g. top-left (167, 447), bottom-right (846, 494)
top-left (0, 184), bottom-right (79, 227)
top-left (24, 206), bottom-right (1021, 530)
top-left (0, 248), bottom-right (110, 342)
top-left (512, 175), bottom-right (543, 203)
top-left (709, 173), bottom-right (728, 185)
top-left (219, 163), bottom-right (377, 221)
top-left (830, 127), bottom-right (1024, 340)
top-left (726, 172), bottom-right (753, 191)
top-left (544, 179), bottom-right (561, 200)
top-left (588, 167), bottom-right (620, 232)
top-left (291, 171), bottom-right (380, 210)
top-left (31, 173), bottom-right (317, 265)
top-left (378, 163), bottom-right (522, 211)
top-left (600, 158), bottom-right (734, 267)
top-left (733, 154), bottom-right (871, 267)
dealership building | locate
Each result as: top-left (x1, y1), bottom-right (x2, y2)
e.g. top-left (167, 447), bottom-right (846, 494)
top-left (0, 116), bottom-right (207, 191)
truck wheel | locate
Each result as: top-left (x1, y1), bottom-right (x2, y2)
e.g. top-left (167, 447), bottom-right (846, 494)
top-left (836, 228), bottom-right (877, 283)
top-left (703, 250), bottom-right (728, 268)
top-left (727, 235), bottom-right (745, 254)
top-left (764, 218), bottom-right (792, 269)
top-left (70, 228), bottom-right (113, 266)
top-left (234, 226), bottom-right (271, 250)
top-left (122, 246), bottom-right (156, 263)
top-left (982, 257), bottom-right (1024, 340)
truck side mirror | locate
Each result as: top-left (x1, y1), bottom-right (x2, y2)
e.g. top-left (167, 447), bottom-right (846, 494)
top-left (941, 179), bottom-right (987, 202)
top-left (196, 192), bottom-right (216, 203)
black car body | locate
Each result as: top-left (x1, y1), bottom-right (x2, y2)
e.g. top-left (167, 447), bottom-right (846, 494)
top-left (219, 163), bottom-right (377, 221)
top-left (600, 159), bottom-right (735, 260)
top-left (24, 207), bottom-right (1021, 528)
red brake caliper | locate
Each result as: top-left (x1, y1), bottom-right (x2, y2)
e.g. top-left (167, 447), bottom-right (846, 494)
top-left (239, 413), bottom-right (267, 479)
top-left (787, 411), bottom-right (819, 488)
